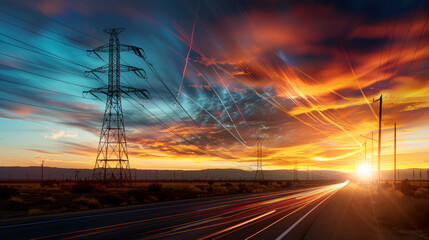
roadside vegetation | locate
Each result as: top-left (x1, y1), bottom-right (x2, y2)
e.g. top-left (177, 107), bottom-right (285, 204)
top-left (375, 180), bottom-right (429, 230)
top-left (0, 180), bottom-right (327, 219)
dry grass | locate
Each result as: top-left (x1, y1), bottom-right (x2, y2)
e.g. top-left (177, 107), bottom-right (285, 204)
top-left (0, 180), bottom-right (321, 218)
top-left (72, 197), bottom-right (102, 209)
top-left (371, 185), bottom-right (429, 230)
top-left (27, 208), bottom-right (45, 216)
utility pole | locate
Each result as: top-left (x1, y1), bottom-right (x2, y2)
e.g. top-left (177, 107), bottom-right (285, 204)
top-left (254, 136), bottom-right (265, 182)
top-left (293, 158), bottom-right (298, 182)
top-left (84, 28), bottom-right (150, 186)
top-left (41, 160), bottom-right (44, 183)
top-left (394, 123), bottom-right (397, 185)
top-left (363, 141), bottom-right (367, 165)
top-left (371, 131), bottom-right (374, 181)
top-left (420, 169), bottom-right (422, 187)
top-left (373, 95), bottom-right (382, 185)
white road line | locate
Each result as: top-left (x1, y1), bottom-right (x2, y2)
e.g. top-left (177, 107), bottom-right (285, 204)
top-left (275, 190), bottom-right (338, 240)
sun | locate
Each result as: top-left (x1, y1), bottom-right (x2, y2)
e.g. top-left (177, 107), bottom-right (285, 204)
top-left (356, 163), bottom-right (372, 179)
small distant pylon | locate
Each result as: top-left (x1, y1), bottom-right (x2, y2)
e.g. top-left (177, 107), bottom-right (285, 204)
top-left (293, 158), bottom-right (298, 182)
top-left (254, 136), bottom-right (265, 182)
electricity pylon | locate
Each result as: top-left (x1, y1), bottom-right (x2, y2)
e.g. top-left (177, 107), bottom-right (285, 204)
top-left (254, 136), bottom-right (265, 182)
top-left (83, 28), bottom-right (150, 186)
top-left (293, 158), bottom-right (298, 182)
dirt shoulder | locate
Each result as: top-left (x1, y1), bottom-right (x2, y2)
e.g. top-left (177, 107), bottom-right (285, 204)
top-left (303, 183), bottom-right (428, 240)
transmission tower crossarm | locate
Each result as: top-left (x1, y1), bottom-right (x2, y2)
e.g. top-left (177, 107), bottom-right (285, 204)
top-left (85, 64), bottom-right (147, 77)
top-left (121, 86), bottom-right (151, 99)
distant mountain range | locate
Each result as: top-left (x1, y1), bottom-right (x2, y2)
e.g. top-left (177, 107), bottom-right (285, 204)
top-left (0, 166), bottom-right (354, 181)
top-left (1, 166), bottom-right (427, 181)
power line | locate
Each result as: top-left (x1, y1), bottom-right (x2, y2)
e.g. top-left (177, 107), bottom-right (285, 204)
top-left (0, 63), bottom-right (91, 88)
top-left (0, 10), bottom-right (91, 47)
top-left (0, 17), bottom-right (85, 51)
top-left (0, 32), bottom-right (90, 69)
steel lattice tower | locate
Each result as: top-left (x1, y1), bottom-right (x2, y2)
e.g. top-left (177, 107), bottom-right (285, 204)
top-left (254, 137), bottom-right (265, 181)
top-left (83, 28), bottom-right (150, 186)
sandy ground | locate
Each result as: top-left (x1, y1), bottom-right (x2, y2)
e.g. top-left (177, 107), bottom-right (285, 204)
top-left (303, 183), bottom-right (428, 240)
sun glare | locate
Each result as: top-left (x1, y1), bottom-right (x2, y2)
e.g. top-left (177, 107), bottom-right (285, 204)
top-left (356, 163), bottom-right (371, 179)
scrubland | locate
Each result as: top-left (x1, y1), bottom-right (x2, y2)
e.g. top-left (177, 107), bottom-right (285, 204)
top-left (0, 180), bottom-right (323, 219)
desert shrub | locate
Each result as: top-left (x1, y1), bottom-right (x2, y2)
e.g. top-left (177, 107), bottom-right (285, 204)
top-left (148, 183), bottom-right (162, 192)
top-left (0, 185), bottom-right (17, 199)
top-left (238, 184), bottom-right (252, 193)
top-left (184, 185), bottom-right (204, 194)
top-left (129, 189), bottom-right (148, 203)
top-left (72, 182), bottom-right (96, 193)
top-left (208, 180), bottom-right (215, 186)
top-left (400, 179), bottom-right (414, 196)
top-left (222, 182), bottom-right (232, 188)
top-left (148, 195), bottom-right (159, 202)
top-left (8, 196), bottom-right (24, 204)
top-left (41, 180), bottom-right (59, 187)
top-left (212, 186), bottom-right (229, 195)
top-left (59, 184), bottom-right (73, 192)
top-left (259, 181), bottom-right (269, 186)
top-left (412, 198), bottom-right (429, 228)
top-left (97, 194), bottom-right (123, 205)
top-left (73, 197), bottom-right (102, 209)
top-left (380, 181), bottom-right (392, 189)
top-left (414, 188), bottom-right (428, 199)
top-left (28, 208), bottom-right (45, 216)
top-left (39, 197), bottom-right (56, 204)
top-left (156, 188), bottom-right (176, 201)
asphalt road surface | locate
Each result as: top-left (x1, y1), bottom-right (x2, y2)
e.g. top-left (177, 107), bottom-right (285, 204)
top-left (0, 181), bottom-right (349, 240)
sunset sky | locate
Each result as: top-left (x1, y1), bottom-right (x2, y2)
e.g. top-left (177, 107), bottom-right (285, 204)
top-left (0, 0), bottom-right (428, 172)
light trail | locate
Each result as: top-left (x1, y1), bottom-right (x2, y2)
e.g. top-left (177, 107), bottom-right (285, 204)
top-left (339, 41), bottom-right (379, 120)
top-left (211, 65), bottom-right (250, 128)
top-left (176, 0), bottom-right (200, 99)
top-left (166, 43), bottom-right (247, 143)
top-left (313, 150), bottom-right (360, 161)
top-left (175, 88), bottom-right (249, 148)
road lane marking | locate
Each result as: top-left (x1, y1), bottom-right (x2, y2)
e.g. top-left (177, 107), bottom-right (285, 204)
top-left (172, 217), bottom-right (222, 231)
top-left (275, 191), bottom-right (335, 240)
top-left (275, 181), bottom-right (348, 240)
top-left (198, 210), bottom-right (276, 240)
top-left (244, 182), bottom-right (346, 239)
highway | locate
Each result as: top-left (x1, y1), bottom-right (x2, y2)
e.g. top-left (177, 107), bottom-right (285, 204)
top-left (0, 181), bottom-right (349, 240)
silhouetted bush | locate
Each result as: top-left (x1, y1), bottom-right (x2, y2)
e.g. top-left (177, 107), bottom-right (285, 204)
top-left (282, 181), bottom-right (292, 188)
top-left (222, 182), bottom-right (232, 188)
top-left (39, 197), bottom-right (56, 204)
top-left (129, 189), bottom-right (148, 203)
top-left (259, 181), bottom-right (269, 186)
top-left (400, 179), bottom-right (414, 196)
top-left (71, 182), bottom-right (96, 193)
top-left (148, 183), bottom-right (162, 192)
top-left (238, 184), bottom-right (252, 193)
top-left (0, 185), bottom-right (17, 199)
top-left (414, 188), bottom-right (428, 199)
top-left (97, 194), bottom-right (123, 205)
top-left (207, 180), bottom-right (215, 186)
top-left (381, 181), bottom-right (392, 189)
top-left (40, 180), bottom-right (59, 187)
top-left (72, 197), bottom-right (102, 209)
